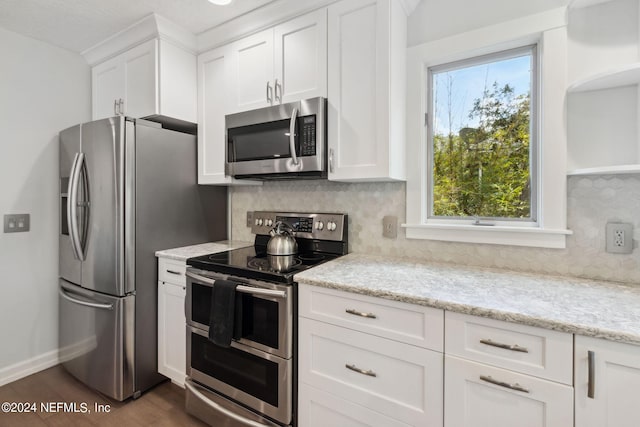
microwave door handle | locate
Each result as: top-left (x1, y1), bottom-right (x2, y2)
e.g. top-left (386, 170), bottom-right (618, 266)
top-left (289, 107), bottom-right (299, 165)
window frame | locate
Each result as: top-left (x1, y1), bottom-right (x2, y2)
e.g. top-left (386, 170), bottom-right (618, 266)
top-left (403, 7), bottom-right (572, 248)
top-left (426, 45), bottom-right (539, 227)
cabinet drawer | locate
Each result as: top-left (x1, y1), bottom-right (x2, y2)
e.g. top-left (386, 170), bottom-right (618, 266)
top-left (299, 317), bottom-right (443, 426)
top-left (299, 284), bottom-right (443, 352)
top-left (444, 355), bottom-right (573, 427)
top-left (158, 258), bottom-right (186, 286)
top-left (445, 311), bottom-right (572, 384)
top-left (298, 383), bottom-right (411, 427)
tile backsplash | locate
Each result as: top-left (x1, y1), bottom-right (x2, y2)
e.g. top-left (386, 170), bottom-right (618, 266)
top-left (230, 175), bottom-right (640, 284)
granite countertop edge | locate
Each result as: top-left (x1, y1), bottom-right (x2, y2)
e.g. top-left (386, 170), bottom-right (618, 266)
top-left (155, 240), bottom-right (253, 261)
top-left (294, 253), bottom-right (640, 346)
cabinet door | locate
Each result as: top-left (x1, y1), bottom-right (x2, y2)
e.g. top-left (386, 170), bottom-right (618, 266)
top-left (274, 9), bottom-right (327, 104)
top-left (92, 57), bottom-right (124, 120)
top-left (158, 281), bottom-right (186, 387)
top-left (575, 336), bottom-right (640, 427)
top-left (227, 29), bottom-right (274, 113)
top-left (158, 39), bottom-right (197, 122)
top-left (122, 39), bottom-right (157, 119)
top-left (299, 383), bottom-right (411, 427)
top-left (197, 46), bottom-right (262, 186)
top-left (444, 355), bottom-right (573, 427)
top-left (327, 0), bottom-right (405, 182)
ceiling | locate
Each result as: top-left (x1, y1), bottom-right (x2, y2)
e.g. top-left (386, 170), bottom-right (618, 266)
top-left (0, 0), bottom-right (276, 53)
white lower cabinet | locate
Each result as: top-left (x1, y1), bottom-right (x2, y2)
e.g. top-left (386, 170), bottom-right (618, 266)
top-left (298, 284), bottom-right (444, 427)
top-left (157, 257), bottom-right (187, 387)
top-left (298, 383), bottom-right (411, 427)
top-left (575, 335), bottom-right (640, 427)
top-left (444, 355), bottom-right (573, 427)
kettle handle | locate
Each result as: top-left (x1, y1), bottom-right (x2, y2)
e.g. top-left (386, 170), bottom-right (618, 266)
top-left (274, 220), bottom-right (295, 236)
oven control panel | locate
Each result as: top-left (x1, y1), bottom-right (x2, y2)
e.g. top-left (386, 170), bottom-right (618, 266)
top-left (251, 211), bottom-right (347, 242)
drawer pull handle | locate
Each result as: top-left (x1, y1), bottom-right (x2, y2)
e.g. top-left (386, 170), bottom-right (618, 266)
top-left (480, 339), bottom-right (529, 353)
top-left (588, 350), bottom-right (595, 399)
top-left (345, 309), bottom-right (377, 319)
top-left (480, 375), bottom-right (530, 393)
top-left (166, 269), bottom-right (182, 275)
top-left (345, 364), bottom-right (377, 377)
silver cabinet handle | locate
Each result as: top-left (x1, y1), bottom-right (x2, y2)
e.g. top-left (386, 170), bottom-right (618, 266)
top-left (166, 269), bottom-right (182, 275)
top-left (266, 81), bottom-right (273, 104)
top-left (588, 350), bottom-right (595, 399)
top-left (113, 99), bottom-right (118, 116)
top-left (289, 107), bottom-right (299, 165)
top-left (480, 375), bottom-right (530, 393)
top-left (345, 364), bottom-right (377, 377)
top-left (480, 339), bottom-right (529, 353)
top-left (119, 98), bottom-right (125, 115)
top-left (59, 289), bottom-right (114, 310)
top-left (345, 308), bottom-right (377, 319)
top-left (329, 148), bottom-right (335, 173)
top-left (274, 78), bottom-right (282, 103)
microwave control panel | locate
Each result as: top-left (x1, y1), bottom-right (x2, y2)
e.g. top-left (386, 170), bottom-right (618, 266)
top-left (300, 115), bottom-right (316, 156)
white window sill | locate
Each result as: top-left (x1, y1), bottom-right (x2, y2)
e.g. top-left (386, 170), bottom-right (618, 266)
top-left (403, 223), bottom-right (572, 249)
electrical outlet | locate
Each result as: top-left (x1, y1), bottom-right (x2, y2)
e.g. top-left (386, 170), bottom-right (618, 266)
top-left (246, 211), bottom-right (254, 227)
top-left (606, 222), bottom-right (633, 254)
top-left (382, 215), bottom-right (398, 239)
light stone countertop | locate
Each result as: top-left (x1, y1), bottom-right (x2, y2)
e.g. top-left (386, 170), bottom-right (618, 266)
top-left (294, 253), bottom-right (640, 345)
top-left (155, 240), bottom-right (253, 261)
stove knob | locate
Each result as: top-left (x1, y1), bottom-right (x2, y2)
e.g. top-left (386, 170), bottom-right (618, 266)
top-left (266, 219), bottom-right (273, 227)
top-left (257, 218), bottom-right (263, 226)
top-left (328, 221), bottom-right (336, 231)
top-left (254, 218), bottom-right (260, 226)
top-left (315, 221), bottom-right (324, 231)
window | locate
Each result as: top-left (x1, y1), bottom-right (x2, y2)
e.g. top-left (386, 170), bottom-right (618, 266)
top-left (404, 9), bottom-right (572, 248)
top-left (428, 46), bottom-right (537, 226)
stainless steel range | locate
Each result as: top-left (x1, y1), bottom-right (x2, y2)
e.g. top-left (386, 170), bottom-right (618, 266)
top-left (184, 211), bottom-right (348, 427)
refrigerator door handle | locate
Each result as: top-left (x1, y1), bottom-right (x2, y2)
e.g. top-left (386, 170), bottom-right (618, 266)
top-left (67, 153), bottom-right (84, 260)
top-left (59, 288), bottom-right (114, 310)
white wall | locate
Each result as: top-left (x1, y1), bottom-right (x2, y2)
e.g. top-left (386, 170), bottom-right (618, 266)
top-left (0, 27), bottom-right (90, 383)
top-left (407, 0), bottom-right (569, 46)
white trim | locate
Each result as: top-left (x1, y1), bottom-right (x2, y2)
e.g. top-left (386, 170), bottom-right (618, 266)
top-left (0, 349), bottom-right (59, 387)
top-left (405, 7), bottom-right (570, 249)
top-left (403, 224), bottom-right (572, 248)
top-left (82, 13), bottom-right (197, 66)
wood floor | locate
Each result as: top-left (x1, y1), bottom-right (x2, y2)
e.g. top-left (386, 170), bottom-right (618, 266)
top-left (0, 365), bottom-right (208, 427)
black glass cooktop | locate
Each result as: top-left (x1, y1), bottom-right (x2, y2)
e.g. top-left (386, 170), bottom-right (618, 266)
top-left (187, 246), bottom-right (339, 284)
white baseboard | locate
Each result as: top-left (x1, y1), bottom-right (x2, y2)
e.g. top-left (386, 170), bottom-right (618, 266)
top-left (0, 349), bottom-right (60, 387)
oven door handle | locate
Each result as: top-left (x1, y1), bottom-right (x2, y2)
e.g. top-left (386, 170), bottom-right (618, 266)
top-left (186, 271), bottom-right (287, 299)
top-left (185, 381), bottom-right (278, 427)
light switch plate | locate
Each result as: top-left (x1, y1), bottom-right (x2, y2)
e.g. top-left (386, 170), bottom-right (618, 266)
top-left (4, 214), bottom-right (30, 233)
top-left (246, 211), bottom-right (254, 227)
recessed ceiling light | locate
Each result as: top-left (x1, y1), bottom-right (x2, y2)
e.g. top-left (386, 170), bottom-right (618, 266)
top-left (208, 0), bottom-right (234, 5)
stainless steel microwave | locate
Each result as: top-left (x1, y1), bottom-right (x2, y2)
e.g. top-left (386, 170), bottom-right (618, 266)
top-left (225, 97), bottom-right (327, 179)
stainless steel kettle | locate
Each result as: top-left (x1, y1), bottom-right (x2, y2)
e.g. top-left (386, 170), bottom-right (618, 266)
top-left (267, 221), bottom-right (298, 256)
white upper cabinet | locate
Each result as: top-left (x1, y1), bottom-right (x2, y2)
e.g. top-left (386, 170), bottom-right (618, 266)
top-left (197, 9), bottom-right (326, 185)
top-left (198, 45), bottom-right (261, 185)
top-left (92, 38), bottom-right (196, 123)
top-left (327, 0), bottom-right (407, 182)
top-left (226, 9), bottom-right (327, 114)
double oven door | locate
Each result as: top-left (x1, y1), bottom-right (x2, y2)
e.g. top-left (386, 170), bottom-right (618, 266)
top-left (185, 269), bottom-right (293, 426)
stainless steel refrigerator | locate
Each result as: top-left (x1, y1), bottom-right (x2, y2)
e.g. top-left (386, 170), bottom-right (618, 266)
top-left (58, 116), bottom-right (227, 401)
